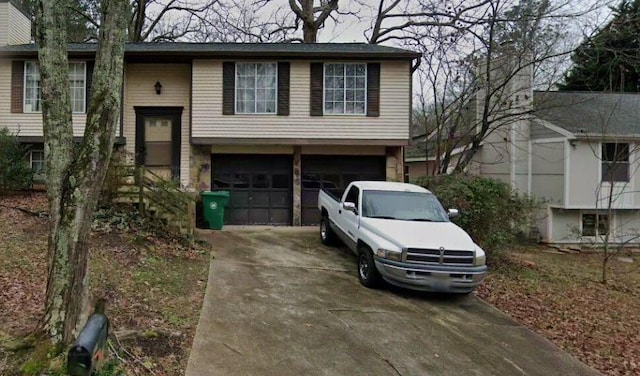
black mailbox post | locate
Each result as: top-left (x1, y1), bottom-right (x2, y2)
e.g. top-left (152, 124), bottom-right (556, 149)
top-left (67, 313), bottom-right (109, 376)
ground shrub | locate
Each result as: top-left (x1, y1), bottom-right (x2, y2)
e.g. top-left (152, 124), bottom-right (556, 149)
top-left (416, 174), bottom-right (539, 255)
top-left (0, 128), bottom-right (33, 193)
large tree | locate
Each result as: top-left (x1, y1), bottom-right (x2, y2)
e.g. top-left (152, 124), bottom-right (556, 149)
top-left (17, 0), bottom-right (97, 41)
top-left (559, 0), bottom-right (640, 92)
top-left (191, 0), bottom-right (352, 43)
top-left (35, 0), bottom-right (127, 344)
top-left (21, 0), bottom-right (221, 42)
top-left (365, 0), bottom-right (608, 174)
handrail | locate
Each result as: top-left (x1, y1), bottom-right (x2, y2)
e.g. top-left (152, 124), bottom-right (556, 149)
top-left (111, 164), bottom-right (196, 234)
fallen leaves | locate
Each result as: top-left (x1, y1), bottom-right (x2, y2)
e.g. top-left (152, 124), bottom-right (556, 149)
top-left (477, 248), bottom-right (640, 376)
top-left (0, 192), bottom-right (210, 375)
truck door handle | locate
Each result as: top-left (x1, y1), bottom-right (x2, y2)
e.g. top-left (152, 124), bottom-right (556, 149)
top-left (339, 210), bottom-right (342, 214)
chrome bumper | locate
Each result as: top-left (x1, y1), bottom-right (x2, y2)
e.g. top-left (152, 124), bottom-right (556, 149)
top-left (374, 258), bottom-right (488, 293)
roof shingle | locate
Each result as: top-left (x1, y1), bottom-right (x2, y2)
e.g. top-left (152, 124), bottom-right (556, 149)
top-left (533, 91), bottom-right (640, 136)
top-left (0, 42), bottom-right (421, 60)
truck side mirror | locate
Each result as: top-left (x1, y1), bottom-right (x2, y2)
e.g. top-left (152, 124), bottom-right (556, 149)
top-left (67, 313), bottom-right (109, 376)
top-left (342, 201), bottom-right (358, 214)
top-left (448, 208), bottom-right (460, 219)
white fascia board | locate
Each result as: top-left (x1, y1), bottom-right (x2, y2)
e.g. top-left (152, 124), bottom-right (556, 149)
top-left (532, 117), bottom-right (576, 139)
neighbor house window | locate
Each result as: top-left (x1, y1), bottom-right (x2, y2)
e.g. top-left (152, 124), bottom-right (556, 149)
top-left (235, 63), bottom-right (277, 114)
top-left (601, 143), bottom-right (629, 182)
top-left (30, 150), bottom-right (45, 175)
top-left (324, 63), bottom-right (366, 115)
top-left (24, 61), bottom-right (86, 114)
top-left (582, 213), bottom-right (609, 236)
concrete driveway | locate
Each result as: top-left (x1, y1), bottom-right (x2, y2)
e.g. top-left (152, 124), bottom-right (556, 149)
top-left (187, 227), bottom-right (599, 376)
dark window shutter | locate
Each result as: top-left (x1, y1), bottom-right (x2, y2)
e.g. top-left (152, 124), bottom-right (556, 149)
top-left (310, 63), bottom-right (323, 116)
top-left (11, 61), bottom-right (24, 113)
top-left (277, 62), bottom-right (290, 116)
top-left (367, 63), bottom-right (380, 117)
top-left (85, 61), bottom-right (94, 112)
top-left (223, 62), bottom-right (235, 115)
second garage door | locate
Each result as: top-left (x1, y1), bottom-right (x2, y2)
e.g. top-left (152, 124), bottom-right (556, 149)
top-left (211, 154), bottom-right (292, 225)
top-left (301, 155), bottom-right (386, 225)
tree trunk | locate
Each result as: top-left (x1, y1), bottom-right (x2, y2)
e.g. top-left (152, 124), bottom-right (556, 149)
top-left (288, 0), bottom-right (338, 43)
top-left (36, 0), bottom-right (127, 345)
top-left (303, 27), bottom-right (318, 43)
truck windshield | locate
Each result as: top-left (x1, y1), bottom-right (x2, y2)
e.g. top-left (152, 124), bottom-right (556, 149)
top-left (361, 190), bottom-right (449, 222)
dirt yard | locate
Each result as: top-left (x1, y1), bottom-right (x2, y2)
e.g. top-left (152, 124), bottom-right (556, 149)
top-left (0, 192), bottom-right (210, 375)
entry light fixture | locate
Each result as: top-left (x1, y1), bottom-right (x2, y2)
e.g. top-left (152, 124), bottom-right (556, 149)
top-left (154, 81), bottom-right (162, 95)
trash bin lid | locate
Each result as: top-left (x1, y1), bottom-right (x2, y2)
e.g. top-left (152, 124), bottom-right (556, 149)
top-left (201, 190), bottom-right (230, 197)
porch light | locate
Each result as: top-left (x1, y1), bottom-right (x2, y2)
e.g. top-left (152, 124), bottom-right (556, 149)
top-left (154, 81), bottom-right (162, 95)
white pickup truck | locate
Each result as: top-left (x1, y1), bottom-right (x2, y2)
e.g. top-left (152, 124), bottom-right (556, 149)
top-left (318, 181), bottom-right (487, 293)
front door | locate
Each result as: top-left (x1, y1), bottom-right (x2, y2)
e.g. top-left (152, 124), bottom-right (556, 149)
top-left (135, 107), bottom-right (182, 179)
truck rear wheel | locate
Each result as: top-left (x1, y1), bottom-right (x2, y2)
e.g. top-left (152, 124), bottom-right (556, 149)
top-left (357, 246), bottom-right (382, 288)
top-left (320, 216), bottom-right (337, 246)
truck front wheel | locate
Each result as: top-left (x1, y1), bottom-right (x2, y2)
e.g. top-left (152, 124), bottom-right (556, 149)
top-left (357, 246), bottom-right (382, 288)
top-left (320, 216), bottom-right (337, 246)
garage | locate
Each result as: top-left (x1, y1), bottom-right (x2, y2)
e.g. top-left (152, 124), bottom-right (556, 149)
top-left (301, 155), bottom-right (386, 225)
top-left (211, 154), bottom-right (292, 225)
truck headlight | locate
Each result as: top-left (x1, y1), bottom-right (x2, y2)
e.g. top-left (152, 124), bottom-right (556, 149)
top-left (474, 245), bottom-right (486, 266)
top-left (375, 248), bottom-right (402, 261)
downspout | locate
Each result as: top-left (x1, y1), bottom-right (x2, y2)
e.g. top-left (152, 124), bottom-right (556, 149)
top-left (410, 57), bottom-right (422, 179)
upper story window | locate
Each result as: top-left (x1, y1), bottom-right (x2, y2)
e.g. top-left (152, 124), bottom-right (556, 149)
top-left (235, 63), bottom-right (277, 114)
top-left (24, 61), bottom-right (87, 114)
top-left (324, 63), bottom-right (366, 115)
top-left (601, 142), bottom-right (629, 182)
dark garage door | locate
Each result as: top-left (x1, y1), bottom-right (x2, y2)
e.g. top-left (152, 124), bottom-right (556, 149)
top-left (211, 154), bottom-right (292, 225)
top-left (301, 155), bottom-right (386, 225)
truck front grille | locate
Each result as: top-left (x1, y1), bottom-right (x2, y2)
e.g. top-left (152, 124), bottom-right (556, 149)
top-left (405, 248), bottom-right (475, 266)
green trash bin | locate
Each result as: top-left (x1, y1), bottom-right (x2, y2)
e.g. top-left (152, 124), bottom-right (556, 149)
top-left (201, 191), bottom-right (230, 230)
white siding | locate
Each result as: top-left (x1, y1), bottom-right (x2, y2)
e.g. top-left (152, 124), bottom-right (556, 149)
top-left (0, 59), bottom-right (88, 137)
top-left (191, 60), bottom-right (410, 141)
top-left (614, 210), bottom-right (640, 244)
top-left (531, 142), bottom-right (564, 205)
top-left (8, 3), bottom-right (30, 45)
top-left (549, 209), bottom-right (640, 244)
top-left (567, 141), bottom-right (600, 207)
top-left (475, 126), bottom-right (511, 184)
top-left (550, 208), bottom-right (581, 243)
top-left (0, 2), bottom-right (7, 46)
top-left (512, 120), bottom-right (530, 192)
top-left (568, 141), bottom-right (639, 208)
top-left (123, 63), bottom-right (191, 187)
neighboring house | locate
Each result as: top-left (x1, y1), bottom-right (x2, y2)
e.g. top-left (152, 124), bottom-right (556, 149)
top-left (0, 0), bottom-right (420, 226)
top-left (406, 54), bottom-right (640, 244)
top-left (529, 91), bottom-right (640, 244)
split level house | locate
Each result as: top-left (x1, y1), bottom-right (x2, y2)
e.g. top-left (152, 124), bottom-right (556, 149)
top-left (0, 0), bottom-right (420, 227)
top-left (406, 55), bottom-right (640, 245)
